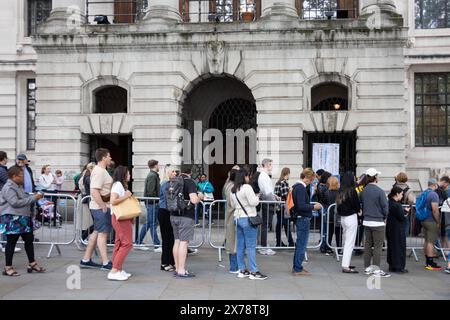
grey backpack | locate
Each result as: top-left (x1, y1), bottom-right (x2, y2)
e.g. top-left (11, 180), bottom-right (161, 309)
top-left (165, 176), bottom-right (186, 214)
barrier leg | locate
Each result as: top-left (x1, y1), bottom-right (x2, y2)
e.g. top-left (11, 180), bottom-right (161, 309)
top-left (335, 248), bottom-right (340, 262)
top-left (218, 247), bottom-right (222, 263)
top-left (47, 244), bottom-right (62, 259)
top-left (411, 248), bottom-right (419, 262)
top-left (305, 251), bottom-right (308, 262)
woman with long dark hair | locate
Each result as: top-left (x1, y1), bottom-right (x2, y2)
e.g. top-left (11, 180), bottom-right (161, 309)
top-left (108, 165), bottom-right (133, 281)
top-left (230, 169), bottom-right (267, 280)
top-left (336, 172), bottom-right (361, 273)
top-left (386, 186), bottom-right (408, 273)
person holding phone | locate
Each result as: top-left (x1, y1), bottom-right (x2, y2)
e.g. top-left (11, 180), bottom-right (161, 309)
top-left (0, 166), bottom-right (45, 276)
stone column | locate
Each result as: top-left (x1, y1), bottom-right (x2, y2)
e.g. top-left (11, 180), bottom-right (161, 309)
top-left (360, 0), bottom-right (401, 29)
top-left (261, 0), bottom-right (298, 19)
top-left (361, 0), bottom-right (397, 15)
top-left (39, 0), bottom-right (85, 33)
top-left (144, 0), bottom-right (181, 23)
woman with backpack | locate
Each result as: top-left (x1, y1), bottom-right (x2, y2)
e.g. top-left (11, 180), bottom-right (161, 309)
top-left (230, 169), bottom-right (267, 280)
top-left (274, 167), bottom-right (294, 247)
top-left (317, 171), bottom-right (332, 254)
top-left (158, 166), bottom-right (177, 272)
top-left (336, 172), bottom-right (361, 274)
top-left (386, 186), bottom-right (409, 274)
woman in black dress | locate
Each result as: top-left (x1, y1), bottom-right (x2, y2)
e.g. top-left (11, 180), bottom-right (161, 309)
top-left (386, 186), bottom-right (410, 274)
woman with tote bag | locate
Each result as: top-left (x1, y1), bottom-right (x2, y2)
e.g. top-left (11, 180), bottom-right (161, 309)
top-left (108, 166), bottom-right (133, 281)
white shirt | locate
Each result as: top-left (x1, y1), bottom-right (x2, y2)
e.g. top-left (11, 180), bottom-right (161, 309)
top-left (258, 170), bottom-right (276, 201)
top-left (110, 182), bottom-right (126, 209)
top-left (230, 184), bottom-right (260, 219)
top-left (363, 221), bottom-right (385, 227)
top-left (38, 173), bottom-right (55, 191)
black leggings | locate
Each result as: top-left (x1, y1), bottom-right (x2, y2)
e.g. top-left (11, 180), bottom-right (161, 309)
top-left (158, 208), bottom-right (175, 266)
top-left (5, 232), bottom-right (35, 266)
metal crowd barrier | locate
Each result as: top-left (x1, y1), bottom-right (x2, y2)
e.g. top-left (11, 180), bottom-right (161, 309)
top-left (325, 203), bottom-right (448, 262)
top-left (0, 193), bottom-right (78, 258)
top-left (207, 200), bottom-right (324, 262)
top-left (76, 196), bottom-right (205, 250)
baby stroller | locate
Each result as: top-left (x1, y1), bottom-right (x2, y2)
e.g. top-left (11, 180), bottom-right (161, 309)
top-left (35, 198), bottom-right (62, 228)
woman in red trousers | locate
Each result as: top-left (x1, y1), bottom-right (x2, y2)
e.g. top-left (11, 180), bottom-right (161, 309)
top-left (108, 166), bottom-right (133, 281)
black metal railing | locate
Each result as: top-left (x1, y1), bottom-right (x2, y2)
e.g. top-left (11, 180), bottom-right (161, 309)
top-left (301, 0), bottom-right (359, 20)
top-left (86, 0), bottom-right (148, 24)
top-left (180, 0), bottom-right (258, 23)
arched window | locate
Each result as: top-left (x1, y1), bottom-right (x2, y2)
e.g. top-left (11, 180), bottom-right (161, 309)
top-left (94, 86), bottom-right (127, 113)
top-left (311, 82), bottom-right (348, 111)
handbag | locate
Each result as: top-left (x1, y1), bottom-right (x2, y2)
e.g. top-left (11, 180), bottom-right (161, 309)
top-left (234, 193), bottom-right (263, 228)
top-left (112, 196), bottom-right (141, 221)
top-left (442, 198), bottom-right (450, 213)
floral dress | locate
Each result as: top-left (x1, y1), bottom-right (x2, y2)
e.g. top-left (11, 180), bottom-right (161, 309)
top-left (0, 214), bottom-right (33, 235)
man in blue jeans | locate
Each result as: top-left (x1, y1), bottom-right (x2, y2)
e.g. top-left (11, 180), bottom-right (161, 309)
top-left (137, 160), bottom-right (161, 252)
top-left (292, 168), bottom-right (322, 276)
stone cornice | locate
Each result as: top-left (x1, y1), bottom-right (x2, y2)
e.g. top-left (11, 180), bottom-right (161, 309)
top-left (32, 24), bottom-right (408, 52)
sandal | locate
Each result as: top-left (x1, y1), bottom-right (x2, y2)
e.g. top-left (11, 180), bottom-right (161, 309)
top-left (27, 262), bottom-right (46, 273)
top-left (161, 264), bottom-right (175, 272)
top-left (3, 267), bottom-right (20, 277)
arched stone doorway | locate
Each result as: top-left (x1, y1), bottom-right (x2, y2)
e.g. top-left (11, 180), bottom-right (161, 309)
top-left (181, 74), bottom-right (257, 198)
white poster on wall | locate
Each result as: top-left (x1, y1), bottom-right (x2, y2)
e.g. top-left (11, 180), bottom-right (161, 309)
top-left (312, 143), bottom-right (340, 176)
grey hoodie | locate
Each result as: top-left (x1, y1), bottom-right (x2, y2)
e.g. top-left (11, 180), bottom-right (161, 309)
top-left (0, 179), bottom-right (37, 217)
top-left (361, 183), bottom-right (388, 223)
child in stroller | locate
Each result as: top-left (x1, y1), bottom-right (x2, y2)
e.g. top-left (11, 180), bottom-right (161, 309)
top-left (35, 197), bottom-right (62, 227)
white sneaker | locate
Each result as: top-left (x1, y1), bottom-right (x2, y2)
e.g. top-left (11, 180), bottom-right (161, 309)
top-left (153, 247), bottom-right (162, 253)
top-left (135, 246), bottom-right (150, 251)
top-left (364, 266), bottom-right (374, 275)
top-left (258, 249), bottom-right (268, 255)
top-left (107, 271), bottom-right (128, 281)
top-left (120, 270), bottom-right (132, 278)
top-left (373, 270), bottom-right (391, 278)
top-left (265, 249), bottom-right (276, 256)
top-left (1, 247), bottom-right (21, 253)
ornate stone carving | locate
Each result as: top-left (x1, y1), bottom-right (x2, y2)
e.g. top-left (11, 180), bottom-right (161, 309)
top-left (207, 41), bottom-right (225, 75)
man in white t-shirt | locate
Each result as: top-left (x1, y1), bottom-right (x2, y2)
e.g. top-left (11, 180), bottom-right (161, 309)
top-left (80, 148), bottom-right (114, 270)
top-left (257, 158), bottom-right (280, 256)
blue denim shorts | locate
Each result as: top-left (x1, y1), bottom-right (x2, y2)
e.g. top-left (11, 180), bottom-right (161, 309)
top-left (91, 209), bottom-right (112, 233)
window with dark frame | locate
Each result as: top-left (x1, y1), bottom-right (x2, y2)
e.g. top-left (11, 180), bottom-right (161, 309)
top-left (415, 73), bottom-right (450, 147)
top-left (302, 0), bottom-right (358, 20)
top-left (27, 0), bottom-right (52, 36)
top-left (27, 79), bottom-right (36, 151)
top-left (415, 0), bottom-right (450, 29)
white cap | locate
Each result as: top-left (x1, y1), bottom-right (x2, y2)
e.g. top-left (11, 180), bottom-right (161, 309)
top-left (366, 168), bottom-right (381, 177)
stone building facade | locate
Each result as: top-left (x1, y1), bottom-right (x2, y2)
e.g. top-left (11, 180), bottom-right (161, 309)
top-left (0, 0), bottom-right (449, 194)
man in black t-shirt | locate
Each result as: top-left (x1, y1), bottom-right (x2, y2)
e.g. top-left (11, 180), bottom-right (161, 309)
top-left (170, 168), bottom-right (202, 278)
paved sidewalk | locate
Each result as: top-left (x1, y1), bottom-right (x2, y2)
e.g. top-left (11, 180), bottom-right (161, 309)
top-left (0, 243), bottom-right (448, 300)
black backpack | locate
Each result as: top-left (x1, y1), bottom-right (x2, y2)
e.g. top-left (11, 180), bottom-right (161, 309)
top-left (401, 186), bottom-right (410, 205)
top-left (165, 176), bottom-right (186, 214)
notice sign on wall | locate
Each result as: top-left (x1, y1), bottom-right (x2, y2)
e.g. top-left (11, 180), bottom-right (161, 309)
top-left (312, 143), bottom-right (340, 176)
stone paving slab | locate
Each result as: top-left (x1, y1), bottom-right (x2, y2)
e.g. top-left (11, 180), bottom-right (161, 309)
top-left (0, 242), bottom-right (449, 300)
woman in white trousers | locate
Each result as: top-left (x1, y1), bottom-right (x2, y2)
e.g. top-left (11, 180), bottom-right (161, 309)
top-left (336, 172), bottom-right (362, 274)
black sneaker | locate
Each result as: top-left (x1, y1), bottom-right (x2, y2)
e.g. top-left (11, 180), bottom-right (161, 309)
top-left (237, 270), bottom-right (250, 278)
top-left (80, 259), bottom-right (102, 269)
top-left (249, 271), bottom-right (268, 280)
top-left (188, 248), bottom-right (198, 255)
top-left (101, 261), bottom-right (113, 271)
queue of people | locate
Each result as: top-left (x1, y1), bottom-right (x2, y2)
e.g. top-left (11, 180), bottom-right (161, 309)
top-left (1, 148), bottom-right (449, 280)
